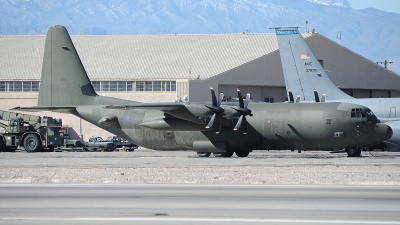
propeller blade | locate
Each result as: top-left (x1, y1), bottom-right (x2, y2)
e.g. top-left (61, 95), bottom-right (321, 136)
top-left (244, 93), bottom-right (250, 108)
top-left (210, 87), bottom-right (217, 107)
top-left (237, 89), bottom-right (244, 108)
top-left (217, 93), bottom-right (224, 106)
top-left (234, 115), bottom-right (244, 131)
top-left (205, 113), bottom-right (216, 129)
top-left (242, 116), bottom-right (248, 134)
top-left (313, 89), bottom-right (320, 102)
top-left (321, 94), bottom-right (326, 102)
top-left (288, 90), bottom-right (294, 102)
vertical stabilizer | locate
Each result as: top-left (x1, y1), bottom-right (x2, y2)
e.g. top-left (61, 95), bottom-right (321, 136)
top-left (38, 25), bottom-right (97, 106)
top-left (271, 27), bottom-right (353, 101)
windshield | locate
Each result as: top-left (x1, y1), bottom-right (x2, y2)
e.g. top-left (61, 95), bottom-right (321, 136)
top-left (351, 108), bottom-right (366, 118)
top-left (351, 108), bottom-right (375, 119)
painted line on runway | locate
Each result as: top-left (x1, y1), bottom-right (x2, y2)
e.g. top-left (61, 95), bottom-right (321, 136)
top-left (1, 217), bottom-right (400, 224)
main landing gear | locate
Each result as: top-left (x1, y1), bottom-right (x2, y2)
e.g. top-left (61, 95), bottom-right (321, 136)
top-left (346, 148), bottom-right (362, 157)
top-left (196, 150), bottom-right (251, 158)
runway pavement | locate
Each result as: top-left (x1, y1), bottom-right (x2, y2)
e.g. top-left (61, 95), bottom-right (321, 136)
top-left (1, 184), bottom-right (400, 225)
top-left (1, 149), bottom-right (400, 168)
top-left (1, 149), bottom-right (400, 224)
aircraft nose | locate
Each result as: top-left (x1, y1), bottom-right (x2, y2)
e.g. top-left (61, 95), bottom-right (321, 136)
top-left (374, 123), bottom-right (393, 142)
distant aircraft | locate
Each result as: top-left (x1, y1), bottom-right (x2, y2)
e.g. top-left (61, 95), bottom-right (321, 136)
top-left (13, 25), bottom-right (392, 157)
top-left (271, 26), bottom-right (400, 145)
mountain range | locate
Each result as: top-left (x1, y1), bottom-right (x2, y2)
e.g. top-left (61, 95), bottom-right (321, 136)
top-left (1, 0), bottom-right (400, 74)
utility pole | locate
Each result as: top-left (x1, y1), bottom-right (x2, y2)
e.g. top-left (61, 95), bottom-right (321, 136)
top-left (376, 60), bottom-right (393, 69)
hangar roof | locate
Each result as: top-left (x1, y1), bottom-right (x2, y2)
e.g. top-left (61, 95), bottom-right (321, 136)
top-left (0, 32), bottom-right (312, 81)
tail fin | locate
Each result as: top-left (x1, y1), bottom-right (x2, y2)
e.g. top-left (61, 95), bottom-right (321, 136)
top-left (271, 27), bottom-right (353, 101)
top-left (38, 25), bottom-right (98, 107)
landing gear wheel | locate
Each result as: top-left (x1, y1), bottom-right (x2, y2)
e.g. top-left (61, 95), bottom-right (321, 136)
top-left (213, 151), bottom-right (234, 158)
top-left (382, 144), bottom-right (387, 152)
top-left (23, 134), bottom-right (42, 153)
top-left (235, 150), bottom-right (250, 157)
top-left (346, 148), bottom-right (361, 157)
top-left (197, 152), bottom-right (211, 157)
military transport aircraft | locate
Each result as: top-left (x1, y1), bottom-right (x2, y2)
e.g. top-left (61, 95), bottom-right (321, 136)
top-left (271, 26), bottom-right (400, 145)
top-left (13, 25), bottom-right (392, 157)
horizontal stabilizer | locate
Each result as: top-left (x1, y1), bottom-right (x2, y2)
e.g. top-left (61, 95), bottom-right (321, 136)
top-left (11, 106), bottom-right (76, 113)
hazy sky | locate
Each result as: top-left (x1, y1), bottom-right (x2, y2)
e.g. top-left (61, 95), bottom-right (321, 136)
top-left (347, 0), bottom-right (400, 14)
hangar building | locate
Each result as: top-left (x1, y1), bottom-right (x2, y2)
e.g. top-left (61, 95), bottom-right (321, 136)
top-left (1, 31), bottom-right (400, 141)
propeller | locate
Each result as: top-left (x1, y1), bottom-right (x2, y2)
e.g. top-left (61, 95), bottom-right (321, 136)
top-left (205, 87), bottom-right (224, 134)
top-left (288, 90), bottom-right (294, 102)
top-left (233, 89), bottom-right (253, 134)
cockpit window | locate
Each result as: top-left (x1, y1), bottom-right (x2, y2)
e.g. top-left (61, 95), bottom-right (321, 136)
top-left (365, 110), bottom-right (375, 116)
top-left (351, 108), bottom-right (368, 118)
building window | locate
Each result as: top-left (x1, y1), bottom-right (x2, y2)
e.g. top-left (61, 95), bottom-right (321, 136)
top-left (0, 80), bottom-right (176, 92)
top-left (0, 82), bottom-right (5, 91)
top-left (136, 81), bottom-right (144, 92)
top-left (14, 82), bottom-right (22, 92)
top-left (23, 82), bottom-right (31, 92)
top-left (171, 81), bottom-right (176, 91)
top-left (145, 81), bottom-right (153, 91)
top-left (6, 82), bottom-right (14, 92)
top-left (153, 81), bottom-right (161, 91)
top-left (0, 81), bottom-right (40, 92)
top-left (32, 82), bottom-right (40, 92)
top-left (101, 81), bottom-right (110, 92)
top-left (117, 81), bottom-right (126, 91)
top-left (109, 81), bottom-right (118, 91)
top-left (127, 81), bottom-right (135, 91)
top-left (162, 81), bottom-right (170, 91)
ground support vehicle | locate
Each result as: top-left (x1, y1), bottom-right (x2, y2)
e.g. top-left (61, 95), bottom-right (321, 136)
top-left (85, 136), bottom-right (116, 151)
top-left (62, 133), bottom-right (84, 148)
top-left (0, 110), bottom-right (63, 152)
top-left (105, 136), bottom-right (138, 151)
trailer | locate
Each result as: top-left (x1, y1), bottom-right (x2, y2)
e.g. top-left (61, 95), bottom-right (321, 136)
top-left (0, 110), bottom-right (63, 152)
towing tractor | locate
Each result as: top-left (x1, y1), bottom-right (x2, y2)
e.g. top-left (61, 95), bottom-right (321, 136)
top-left (0, 110), bottom-right (63, 152)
